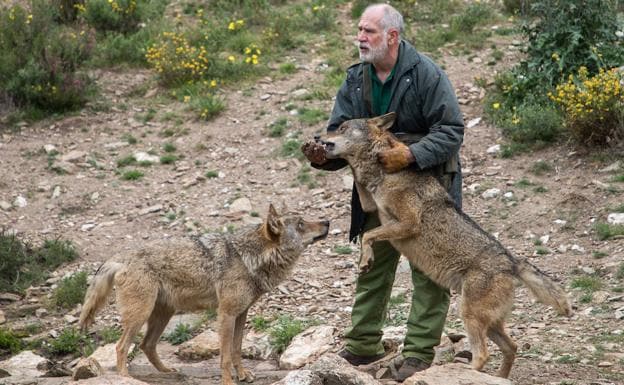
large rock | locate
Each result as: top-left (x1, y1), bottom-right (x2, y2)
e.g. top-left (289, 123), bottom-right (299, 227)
top-left (279, 325), bottom-right (335, 369)
top-left (0, 350), bottom-right (49, 378)
top-left (309, 353), bottom-right (380, 385)
top-left (89, 343), bottom-right (119, 371)
top-left (73, 357), bottom-right (103, 380)
top-left (403, 363), bottom-right (512, 385)
top-left (271, 370), bottom-right (323, 385)
top-left (176, 329), bottom-right (220, 359)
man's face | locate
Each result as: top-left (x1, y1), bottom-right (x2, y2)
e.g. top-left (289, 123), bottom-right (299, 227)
top-left (357, 10), bottom-right (388, 63)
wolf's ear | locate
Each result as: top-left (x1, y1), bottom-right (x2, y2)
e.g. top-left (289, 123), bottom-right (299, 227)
top-left (368, 112), bottom-right (396, 132)
top-left (266, 203), bottom-right (282, 237)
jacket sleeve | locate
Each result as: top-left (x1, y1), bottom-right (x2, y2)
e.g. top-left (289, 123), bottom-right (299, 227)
top-left (409, 68), bottom-right (464, 170)
top-left (310, 78), bottom-right (352, 171)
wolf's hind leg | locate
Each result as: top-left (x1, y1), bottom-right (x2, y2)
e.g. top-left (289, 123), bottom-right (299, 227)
top-left (140, 303), bottom-right (176, 373)
top-left (233, 309), bottom-right (255, 382)
top-left (115, 278), bottom-right (158, 376)
top-left (487, 320), bottom-right (517, 378)
top-left (463, 316), bottom-right (489, 373)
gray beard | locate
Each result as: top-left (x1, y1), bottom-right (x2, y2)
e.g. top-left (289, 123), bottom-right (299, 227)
top-left (357, 37), bottom-right (389, 64)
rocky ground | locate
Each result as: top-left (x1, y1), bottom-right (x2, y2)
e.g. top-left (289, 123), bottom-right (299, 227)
top-left (1, 5), bottom-right (624, 385)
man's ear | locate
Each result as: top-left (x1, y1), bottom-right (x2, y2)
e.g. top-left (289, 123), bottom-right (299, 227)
top-left (368, 112), bottom-right (396, 132)
top-left (265, 203), bottom-right (282, 238)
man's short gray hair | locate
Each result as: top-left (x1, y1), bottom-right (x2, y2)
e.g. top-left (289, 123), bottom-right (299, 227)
top-left (365, 3), bottom-right (404, 35)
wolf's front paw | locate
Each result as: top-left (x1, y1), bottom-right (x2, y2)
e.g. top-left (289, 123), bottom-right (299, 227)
top-left (359, 244), bottom-right (375, 274)
top-left (237, 367), bottom-right (255, 382)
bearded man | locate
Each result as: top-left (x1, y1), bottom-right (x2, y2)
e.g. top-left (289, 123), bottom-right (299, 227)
top-left (301, 3), bottom-right (465, 381)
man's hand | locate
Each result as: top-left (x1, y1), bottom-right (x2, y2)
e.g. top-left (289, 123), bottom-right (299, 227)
top-left (301, 140), bottom-right (328, 165)
top-left (378, 143), bottom-right (415, 173)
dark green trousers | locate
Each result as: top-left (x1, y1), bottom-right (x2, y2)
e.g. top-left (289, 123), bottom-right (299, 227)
top-left (344, 214), bottom-right (450, 363)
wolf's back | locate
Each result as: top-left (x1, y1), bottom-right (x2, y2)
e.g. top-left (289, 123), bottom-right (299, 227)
top-left (516, 258), bottom-right (572, 317)
top-left (78, 260), bottom-right (125, 330)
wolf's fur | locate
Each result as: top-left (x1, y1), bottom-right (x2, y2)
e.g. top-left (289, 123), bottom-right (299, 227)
top-left (319, 113), bottom-right (571, 378)
top-left (79, 204), bottom-right (329, 385)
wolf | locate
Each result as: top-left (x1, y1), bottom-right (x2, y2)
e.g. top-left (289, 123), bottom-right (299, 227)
top-left (317, 113), bottom-right (571, 378)
top-left (78, 204), bottom-right (329, 385)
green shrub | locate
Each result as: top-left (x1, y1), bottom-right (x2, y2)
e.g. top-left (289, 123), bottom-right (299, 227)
top-left (205, 170), bottom-right (219, 178)
top-left (47, 327), bottom-right (94, 356)
top-left (0, 232), bottom-right (78, 293)
top-left (521, 0), bottom-right (624, 88)
top-left (162, 142), bottom-right (176, 153)
top-left (0, 328), bottom-right (23, 355)
top-left (80, 0), bottom-right (147, 34)
top-left (280, 138), bottom-right (304, 159)
top-left (164, 323), bottom-right (193, 345)
top-left (268, 315), bottom-right (305, 353)
top-left (250, 315), bottom-right (271, 332)
top-left (530, 160), bottom-right (553, 175)
top-left (52, 271), bottom-right (88, 309)
top-left (451, 1), bottom-right (493, 33)
top-left (0, 1), bottom-right (95, 114)
top-left (37, 239), bottom-right (79, 268)
top-left (594, 222), bottom-right (624, 240)
top-left (159, 154), bottom-right (177, 164)
top-left (333, 245), bottom-right (353, 255)
top-left (570, 275), bottom-right (603, 292)
top-left (298, 108), bottom-right (327, 126)
top-left (267, 117), bottom-right (289, 137)
top-left (121, 169), bottom-right (144, 180)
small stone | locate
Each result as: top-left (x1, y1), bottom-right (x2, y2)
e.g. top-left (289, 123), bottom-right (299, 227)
top-left (481, 188), bottom-right (501, 199)
top-left (487, 144), bottom-right (500, 154)
top-left (607, 213), bottom-right (624, 225)
top-left (260, 93), bottom-right (272, 101)
top-left (13, 196), bottom-right (27, 208)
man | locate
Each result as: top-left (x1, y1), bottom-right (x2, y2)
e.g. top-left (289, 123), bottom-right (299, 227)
top-left (301, 3), bottom-right (464, 382)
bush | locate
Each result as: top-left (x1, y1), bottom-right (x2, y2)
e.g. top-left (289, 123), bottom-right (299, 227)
top-left (164, 323), bottom-right (193, 345)
top-left (0, 328), bottom-right (23, 356)
top-left (521, 0), bottom-right (624, 88)
top-left (80, 0), bottom-right (144, 34)
top-left (0, 232), bottom-right (78, 293)
top-left (549, 67), bottom-right (624, 145)
top-left (47, 327), bottom-right (94, 356)
top-left (268, 315), bottom-right (306, 353)
top-left (0, 1), bottom-right (96, 113)
top-left (52, 271), bottom-right (88, 309)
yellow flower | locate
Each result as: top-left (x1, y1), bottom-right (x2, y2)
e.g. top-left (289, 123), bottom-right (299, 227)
top-left (184, 96), bottom-right (191, 103)
top-left (492, 102), bottom-right (500, 110)
top-left (228, 55), bottom-right (235, 62)
top-left (551, 52), bottom-right (559, 61)
top-left (228, 22), bottom-right (236, 30)
top-left (244, 47), bottom-right (251, 54)
top-left (210, 80), bottom-right (217, 87)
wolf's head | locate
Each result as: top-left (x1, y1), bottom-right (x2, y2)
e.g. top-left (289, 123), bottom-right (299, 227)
top-left (262, 203), bottom-right (329, 247)
top-left (319, 112), bottom-right (396, 160)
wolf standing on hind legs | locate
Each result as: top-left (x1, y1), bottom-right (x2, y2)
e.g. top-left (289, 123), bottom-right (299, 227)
top-left (317, 112), bottom-right (572, 378)
top-left (302, 2), bottom-right (464, 381)
top-left (78, 204), bottom-right (329, 385)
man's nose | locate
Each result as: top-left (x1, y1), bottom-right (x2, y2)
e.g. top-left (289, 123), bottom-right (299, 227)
top-left (313, 135), bottom-right (321, 142)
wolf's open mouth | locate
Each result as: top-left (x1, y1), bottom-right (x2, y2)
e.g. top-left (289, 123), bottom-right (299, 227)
top-left (321, 141), bottom-right (335, 152)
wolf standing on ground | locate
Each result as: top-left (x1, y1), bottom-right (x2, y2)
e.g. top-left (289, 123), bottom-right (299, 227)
top-left (79, 204), bottom-right (329, 385)
top-left (317, 112), bottom-right (572, 378)
top-left (302, 3), bottom-right (464, 381)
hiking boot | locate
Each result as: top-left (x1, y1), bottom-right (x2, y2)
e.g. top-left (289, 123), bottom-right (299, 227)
top-left (338, 349), bottom-right (385, 366)
top-left (394, 357), bottom-right (430, 382)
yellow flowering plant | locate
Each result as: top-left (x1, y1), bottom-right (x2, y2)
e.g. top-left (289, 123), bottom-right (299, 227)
top-left (549, 67), bottom-right (624, 145)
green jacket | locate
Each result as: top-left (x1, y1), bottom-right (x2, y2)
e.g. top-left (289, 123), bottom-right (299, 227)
top-left (321, 40), bottom-right (464, 240)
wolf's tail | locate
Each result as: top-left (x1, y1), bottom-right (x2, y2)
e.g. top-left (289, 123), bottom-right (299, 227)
top-left (78, 260), bottom-right (125, 331)
top-left (516, 258), bottom-right (572, 317)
